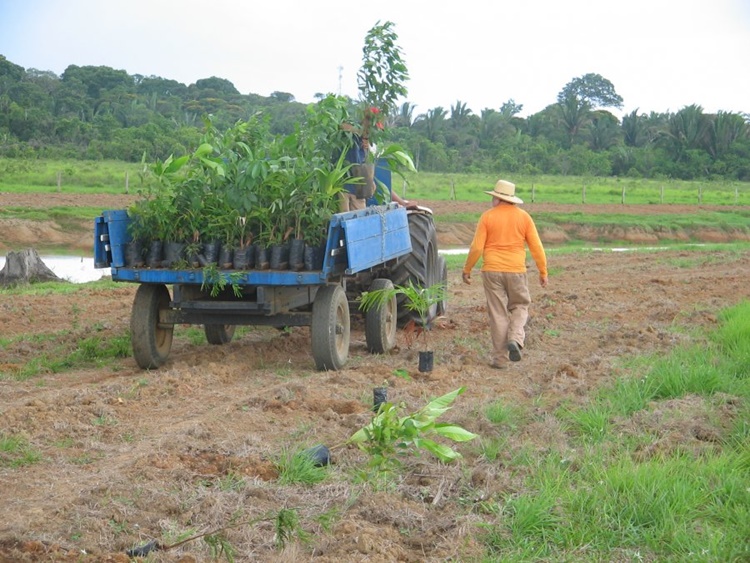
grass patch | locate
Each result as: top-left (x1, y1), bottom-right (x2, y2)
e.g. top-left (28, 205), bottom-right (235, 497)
top-left (401, 172), bottom-right (749, 206)
top-left (484, 400), bottom-right (525, 430)
top-left (6, 332), bottom-right (132, 381)
top-left (0, 205), bottom-right (107, 223)
top-left (479, 300), bottom-right (750, 560)
top-left (0, 158), bottom-right (141, 191)
top-left (0, 433), bottom-right (42, 468)
top-left (0, 278), bottom-right (123, 297)
top-left (276, 447), bottom-right (329, 485)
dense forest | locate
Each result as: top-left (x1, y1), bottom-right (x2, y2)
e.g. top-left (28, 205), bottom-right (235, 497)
top-left (1, 54), bottom-right (749, 181)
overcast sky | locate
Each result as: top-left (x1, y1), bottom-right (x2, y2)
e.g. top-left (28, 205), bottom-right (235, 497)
top-left (1, 0), bottom-right (749, 118)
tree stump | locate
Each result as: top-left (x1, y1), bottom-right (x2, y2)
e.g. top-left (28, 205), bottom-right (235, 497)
top-left (0, 249), bottom-right (63, 287)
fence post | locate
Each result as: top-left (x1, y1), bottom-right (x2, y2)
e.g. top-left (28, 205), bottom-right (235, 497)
top-left (621, 185), bottom-right (625, 204)
top-left (56, 171), bottom-right (62, 193)
top-left (531, 183), bottom-right (535, 203)
top-left (125, 172), bottom-right (129, 194)
top-left (450, 180), bottom-right (456, 200)
top-left (736, 185), bottom-right (739, 204)
top-left (660, 185), bottom-right (664, 204)
top-left (698, 185), bottom-right (702, 204)
top-left (582, 183), bottom-right (586, 204)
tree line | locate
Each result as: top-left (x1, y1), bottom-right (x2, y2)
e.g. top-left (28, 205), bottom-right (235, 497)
top-left (1, 55), bottom-right (748, 181)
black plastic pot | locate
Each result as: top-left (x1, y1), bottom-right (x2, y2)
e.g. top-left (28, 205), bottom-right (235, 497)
top-left (219, 246), bottom-right (233, 269)
top-left (124, 240), bottom-right (144, 267)
top-left (255, 244), bottom-right (269, 270)
top-left (186, 248), bottom-right (201, 268)
top-left (162, 241), bottom-right (185, 268)
top-left (418, 351), bottom-right (434, 373)
top-left (288, 238), bottom-right (305, 271)
top-left (202, 241), bottom-right (220, 265)
top-left (303, 243), bottom-right (325, 271)
top-left (146, 240), bottom-right (163, 268)
top-left (373, 387), bottom-right (388, 412)
top-left (269, 243), bottom-right (289, 270)
top-left (233, 245), bottom-right (254, 270)
top-left (302, 444), bottom-right (330, 467)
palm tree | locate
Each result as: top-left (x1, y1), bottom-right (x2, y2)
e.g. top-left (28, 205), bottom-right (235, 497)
top-left (622, 109), bottom-right (646, 147)
top-left (587, 111), bottom-right (620, 151)
top-left (558, 94), bottom-right (591, 148)
top-left (449, 100), bottom-right (472, 130)
top-left (705, 111), bottom-right (747, 159)
top-left (661, 105), bottom-right (710, 161)
top-left (414, 107), bottom-right (447, 143)
top-left (394, 102), bottom-right (416, 128)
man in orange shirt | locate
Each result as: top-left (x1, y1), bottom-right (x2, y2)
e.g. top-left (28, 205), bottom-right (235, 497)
top-left (462, 180), bottom-right (548, 369)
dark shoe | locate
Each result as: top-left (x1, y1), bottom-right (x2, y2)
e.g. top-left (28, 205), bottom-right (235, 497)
top-left (507, 341), bottom-right (522, 362)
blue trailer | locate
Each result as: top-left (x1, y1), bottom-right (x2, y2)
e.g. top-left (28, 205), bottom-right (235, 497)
top-left (94, 203), bottom-right (444, 371)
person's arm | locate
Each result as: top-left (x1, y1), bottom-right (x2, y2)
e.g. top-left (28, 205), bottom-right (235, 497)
top-left (526, 217), bottom-right (548, 288)
top-left (462, 216), bottom-right (487, 284)
top-left (391, 191), bottom-right (417, 209)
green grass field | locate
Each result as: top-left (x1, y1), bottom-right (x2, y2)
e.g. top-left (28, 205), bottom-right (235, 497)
top-left (399, 172), bottom-right (749, 206)
top-left (1, 158), bottom-right (748, 206)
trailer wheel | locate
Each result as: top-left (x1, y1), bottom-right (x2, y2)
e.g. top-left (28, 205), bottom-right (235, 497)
top-left (311, 284), bottom-right (350, 371)
top-left (390, 212), bottom-right (439, 326)
top-left (436, 255), bottom-right (448, 317)
top-left (130, 284), bottom-right (173, 369)
top-left (204, 324), bottom-right (236, 345)
top-left (365, 278), bottom-right (397, 354)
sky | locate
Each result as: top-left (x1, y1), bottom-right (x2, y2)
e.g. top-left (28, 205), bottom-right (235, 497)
top-left (1, 0), bottom-right (749, 119)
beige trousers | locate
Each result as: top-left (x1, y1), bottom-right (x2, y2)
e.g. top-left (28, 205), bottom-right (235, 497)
top-left (481, 271), bottom-right (531, 362)
top-left (339, 192), bottom-right (366, 212)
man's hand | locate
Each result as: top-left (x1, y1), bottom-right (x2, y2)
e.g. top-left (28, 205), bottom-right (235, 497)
top-left (462, 272), bottom-right (471, 285)
top-left (540, 274), bottom-right (548, 288)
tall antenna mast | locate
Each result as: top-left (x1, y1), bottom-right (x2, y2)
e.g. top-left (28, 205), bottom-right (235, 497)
top-left (337, 65), bottom-right (343, 95)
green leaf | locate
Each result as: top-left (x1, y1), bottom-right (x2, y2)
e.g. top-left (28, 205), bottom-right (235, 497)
top-left (433, 423), bottom-right (478, 442)
top-left (420, 439), bottom-right (461, 462)
top-left (349, 427), bottom-right (370, 444)
top-left (163, 154), bottom-right (189, 175)
top-left (420, 387), bottom-right (466, 419)
top-left (200, 157), bottom-right (226, 177)
top-left (194, 143), bottom-right (213, 158)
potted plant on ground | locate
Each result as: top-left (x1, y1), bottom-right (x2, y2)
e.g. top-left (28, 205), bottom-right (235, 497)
top-left (359, 280), bottom-right (446, 372)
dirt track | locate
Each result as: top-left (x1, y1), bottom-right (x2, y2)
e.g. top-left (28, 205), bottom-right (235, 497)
top-left (1, 196), bottom-right (749, 561)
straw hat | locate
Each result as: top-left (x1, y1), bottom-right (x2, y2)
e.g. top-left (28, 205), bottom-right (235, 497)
top-left (484, 179), bottom-right (523, 204)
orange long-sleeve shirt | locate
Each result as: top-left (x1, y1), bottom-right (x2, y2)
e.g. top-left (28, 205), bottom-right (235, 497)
top-left (463, 203), bottom-right (547, 277)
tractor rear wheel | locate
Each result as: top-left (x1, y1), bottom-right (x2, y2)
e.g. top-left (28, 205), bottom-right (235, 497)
top-left (436, 255), bottom-right (448, 317)
top-left (389, 212), bottom-right (439, 326)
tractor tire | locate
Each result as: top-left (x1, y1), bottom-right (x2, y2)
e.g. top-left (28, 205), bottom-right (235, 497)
top-left (204, 324), bottom-right (236, 345)
top-left (364, 278), bottom-right (397, 354)
top-left (389, 212), bottom-right (439, 326)
top-left (436, 255), bottom-right (448, 317)
top-left (311, 284), bottom-right (350, 371)
top-left (130, 284), bottom-right (173, 369)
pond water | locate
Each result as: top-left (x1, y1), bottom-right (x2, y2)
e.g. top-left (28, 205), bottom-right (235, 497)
top-left (0, 255), bottom-right (106, 284)
top-left (2, 247), bottom-right (686, 285)
top-left (0, 250), bottom-right (473, 285)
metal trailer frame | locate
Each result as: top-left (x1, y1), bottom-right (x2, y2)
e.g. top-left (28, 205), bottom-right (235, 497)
top-left (94, 204), bottom-right (411, 370)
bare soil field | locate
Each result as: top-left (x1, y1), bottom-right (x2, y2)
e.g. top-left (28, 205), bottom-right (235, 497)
top-left (1, 194), bottom-right (749, 561)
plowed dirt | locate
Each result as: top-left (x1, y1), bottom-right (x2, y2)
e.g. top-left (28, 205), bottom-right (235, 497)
top-left (1, 194), bottom-right (748, 561)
